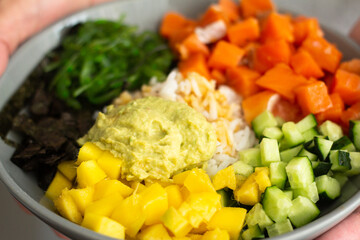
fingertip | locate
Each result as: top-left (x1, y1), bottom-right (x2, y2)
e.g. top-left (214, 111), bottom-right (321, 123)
top-left (350, 17), bottom-right (360, 45)
top-left (0, 40), bottom-right (9, 77)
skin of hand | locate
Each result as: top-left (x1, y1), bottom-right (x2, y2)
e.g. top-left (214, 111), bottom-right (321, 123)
top-left (1, 1), bottom-right (360, 240)
top-left (0, 0), bottom-right (112, 76)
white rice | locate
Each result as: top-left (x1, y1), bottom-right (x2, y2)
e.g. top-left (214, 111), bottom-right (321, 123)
top-left (113, 70), bottom-right (257, 176)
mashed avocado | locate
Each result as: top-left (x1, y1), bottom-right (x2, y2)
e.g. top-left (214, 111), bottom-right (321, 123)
top-left (78, 96), bottom-right (217, 181)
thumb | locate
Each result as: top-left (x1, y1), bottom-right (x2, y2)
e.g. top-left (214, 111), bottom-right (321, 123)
top-left (0, 40), bottom-right (9, 77)
top-left (350, 17), bottom-right (360, 45)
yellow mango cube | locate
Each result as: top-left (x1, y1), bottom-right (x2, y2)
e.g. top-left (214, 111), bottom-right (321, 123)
top-left (68, 187), bottom-right (94, 215)
top-left (202, 228), bottom-right (230, 240)
top-left (137, 224), bottom-right (171, 240)
top-left (81, 212), bottom-right (125, 239)
top-left (184, 168), bottom-right (215, 193)
top-left (178, 202), bottom-right (203, 228)
top-left (94, 179), bottom-right (133, 200)
top-left (45, 171), bottom-right (72, 201)
top-left (131, 181), bottom-right (147, 193)
top-left (186, 192), bottom-right (221, 222)
top-left (254, 168), bottom-right (271, 193)
top-left (111, 194), bottom-right (145, 237)
top-left (161, 207), bottom-right (192, 237)
top-left (97, 151), bottom-right (122, 179)
top-left (235, 175), bottom-right (247, 188)
top-left (208, 207), bottom-right (247, 240)
top-left (234, 174), bottom-right (260, 206)
top-left (190, 222), bottom-right (208, 234)
top-left (173, 170), bottom-right (191, 185)
top-left (187, 234), bottom-right (203, 240)
top-left (76, 142), bottom-right (103, 165)
top-left (57, 161), bottom-right (77, 181)
top-left (140, 183), bottom-right (168, 225)
top-left (54, 188), bottom-right (82, 224)
top-left (212, 166), bottom-right (237, 190)
top-left (77, 160), bottom-right (107, 188)
top-left (180, 186), bottom-right (191, 200)
top-left (165, 185), bottom-right (183, 209)
top-left (84, 192), bottom-right (123, 217)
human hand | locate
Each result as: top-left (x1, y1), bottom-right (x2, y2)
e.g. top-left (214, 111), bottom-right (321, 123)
top-left (0, 0), bottom-right (113, 76)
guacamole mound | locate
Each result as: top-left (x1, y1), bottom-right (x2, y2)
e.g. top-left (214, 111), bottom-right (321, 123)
top-left (78, 96), bottom-right (217, 181)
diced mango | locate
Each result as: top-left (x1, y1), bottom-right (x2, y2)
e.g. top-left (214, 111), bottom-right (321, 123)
top-left (208, 207), bottom-right (247, 240)
top-left (84, 192), bottom-right (123, 217)
top-left (187, 234), bottom-right (203, 240)
top-left (140, 183), bottom-right (168, 225)
top-left (178, 202), bottom-right (203, 228)
top-left (235, 175), bottom-right (247, 188)
top-left (57, 161), bottom-right (77, 181)
top-left (202, 228), bottom-right (230, 240)
top-left (234, 174), bottom-right (260, 205)
top-left (165, 185), bottom-right (183, 209)
top-left (137, 224), bottom-right (172, 240)
top-left (97, 151), bottom-right (122, 179)
top-left (254, 168), bottom-right (271, 193)
top-left (45, 171), bottom-right (72, 201)
top-left (212, 166), bottom-right (237, 190)
top-left (181, 186), bottom-right (191, 200)
top-left (68, 187), bottom-right (94, 215)
top-left (76, 142), bottom-right (103, 165)
top-left (82, 212), bottom-right (125, 239)
top-left (94, 179), bottom-right (133, 200)
top-left (131, 181), bottom-right (147, 193)
top-left (111, 194), bottom-right (145, 237)
top-left (161, 207), bottom-right (192, 237)
top-left (184, 168), bottom-right (215, 193)
top-left (77, 160), bottom-right (107, 188)
top-left (186, 192), bottom-right (221, 222)
top-left (54, 188), bottom-right (82, 224)
top-left (173, 170), bottom-right (192, 185)
top-left (190, 222), bottom-right (208, 234)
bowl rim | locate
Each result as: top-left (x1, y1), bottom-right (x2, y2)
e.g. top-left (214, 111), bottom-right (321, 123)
top-left (0, 1), bottom-right (360, 240)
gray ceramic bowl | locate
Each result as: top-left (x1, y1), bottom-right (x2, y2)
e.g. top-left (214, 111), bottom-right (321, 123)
top-left (0, 0), bottom-right (360, 239)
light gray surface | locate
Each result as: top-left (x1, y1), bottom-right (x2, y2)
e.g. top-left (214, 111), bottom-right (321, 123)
top-left (0, 0), bottom-right (359, 240)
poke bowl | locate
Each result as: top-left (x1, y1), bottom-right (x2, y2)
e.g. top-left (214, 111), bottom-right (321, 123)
top-left (0, 0), bottom-right (360, 240)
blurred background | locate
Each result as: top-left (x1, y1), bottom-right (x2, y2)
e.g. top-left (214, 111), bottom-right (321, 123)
top-left (0, 0), bottom-right (359, 239)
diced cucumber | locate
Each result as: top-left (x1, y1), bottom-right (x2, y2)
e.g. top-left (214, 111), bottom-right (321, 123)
top-left (275, 116), bottom-right (285, 127)
top-left (296, 114), bottom-right (317, 133)
top-left (292, 182), bottom-right (319, 203)
top-left (262, 186), bottom-right (293, 223)
top-left (238, 148), bottom-right (262, 167)
top-left (302, 128), bottom-right (319, 142)
top-left (282, 122), bottom-right (305, 148)
top-left (314, 136), bottom-right (333, 161)
top-left (312, 161), bottom-right (332, 177)
top-left (232, 161), bottom-right (254, 177)
top-left (280, 145), bottom-right (303, 162)
top-left (319, 120), bottom-right (343, 141)
top-left (245, 203), bottom-right (273, 231)
top-left (288, 196), bottom-right (320, 228)
top-left (266, 219), bottom-right (293, 238)
top-left (332, 173), bottom-right (349, 188)
top-left (270, 162), bottom-right (287, 189)
top-left (286, 157), bottom-right (314, 189)
top-left (298, 148), bottom-right (318, 162)
top-left (283, 191), bottom-right (293, 201)
top-left (242, 225), bottom-right (265, 240)
top-left (346, 152), bottom-right (360, 176)
top-left (329, 150), bottom-right (351, 172)
top-left (331, 136), bottom-right (356, 152)
top-left (260, 138), bottom-right (281, 166)
top-left (252, 111), bottom-right (278, 138)
top-left (349, 120), bottom-right (360, 151)
top-left (263, 127), bottom-right (283, 141)
top-left (217, 189), bottom-right (237, 207)
top-left (316, 175), bottom-right (341, 200)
